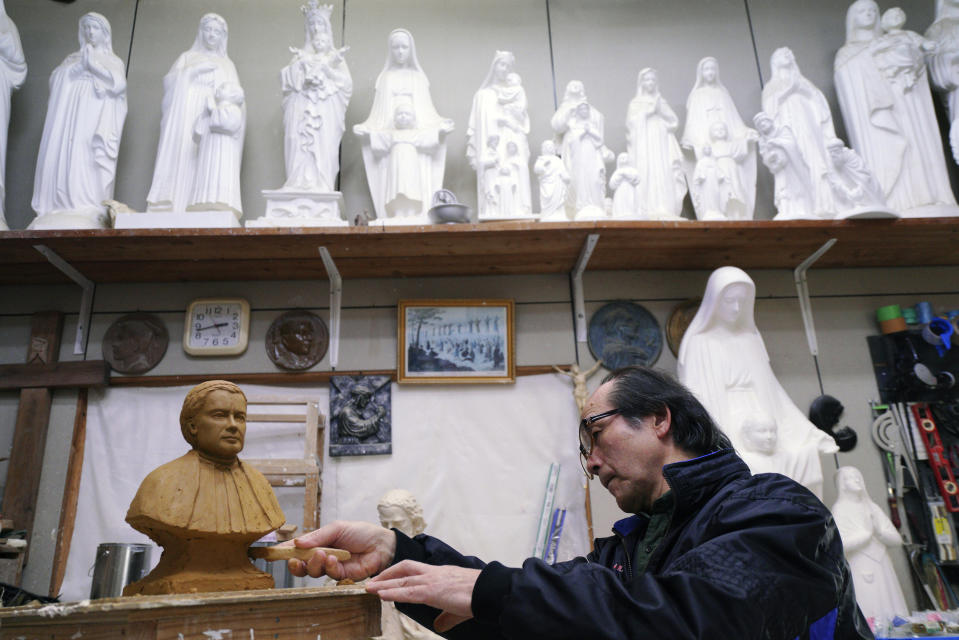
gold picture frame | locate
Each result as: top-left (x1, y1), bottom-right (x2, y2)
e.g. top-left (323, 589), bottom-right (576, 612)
top-left (398, 299), bottom-right (515, 384)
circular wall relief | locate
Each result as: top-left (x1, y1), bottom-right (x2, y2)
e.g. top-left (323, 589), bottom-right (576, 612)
top-left (102, 312), bottom-right (169, 374)
top-left (666, 298), bottom-right (702, 357)
top-left (587, 301), bottom-right (663, 369)
top-left (266, 310), bottom-right (329, 370)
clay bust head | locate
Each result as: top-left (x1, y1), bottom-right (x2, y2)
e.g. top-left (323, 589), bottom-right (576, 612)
top-left (179, 380), bottom-right (247, 464)
top-left (377, 489), bottom-right (426, 537)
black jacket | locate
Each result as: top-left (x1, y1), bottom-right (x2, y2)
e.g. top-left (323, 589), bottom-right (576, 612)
top-left (393, 449), bottom-right (873, 640)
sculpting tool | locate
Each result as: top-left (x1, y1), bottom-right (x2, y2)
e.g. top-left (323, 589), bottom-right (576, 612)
top-left (249, 546), bottom-right (351, 562)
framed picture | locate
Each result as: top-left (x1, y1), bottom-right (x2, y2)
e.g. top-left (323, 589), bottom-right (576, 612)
top-left (398, 299), bottom-right (515, 384)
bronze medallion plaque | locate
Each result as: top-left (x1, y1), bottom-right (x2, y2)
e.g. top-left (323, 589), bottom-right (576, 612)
top-left (265, 310), bottom-right (329, 370)
top-left (102, 313), bottom-right (169, 374)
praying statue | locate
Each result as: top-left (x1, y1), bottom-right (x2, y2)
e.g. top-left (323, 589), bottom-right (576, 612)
top-left (550, 80), bottom-right (613, 220)
top-left (280, 1), bottom-right (351, 192)
top-left (355, 28), bottom-right (454, 225)
top-left (124, 381), bottom-right (284, 595)
top-left (677, 266), bottom-right (838, 499)
top-left (534, 139), bottom-right (569, 220)
top-left (467, 51), bottom-right (532, 220)
top-left (927, 0), bottom-right (959, 164)
top-left (682, 57), bottom-right (758, 221)
top-left (0, 0), bottom-right (24, 230)
top-left (147, 14), bottom-right (243, 217)
top-left (831, 466), bottom-right (908, 622)
top-left (625, 68), bottom-right (686, 220)
top-left (375, 489), bottom-right (443, 640)
top-left (835, 1), bottom-right (957, 216)
top-left (608, 152), bottom-right (642, 219)
top-left (29, 12), bottom-right (126, 230)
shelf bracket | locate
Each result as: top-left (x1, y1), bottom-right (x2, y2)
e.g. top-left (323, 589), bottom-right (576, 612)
top-left (570, 234), bottom-right (600, 344)
top-left (793, 239), bottom-right (836, 357)
top-left (33, 244), bottom-right (95, 358)
top-left (318, 246), bottom-right (342, 370)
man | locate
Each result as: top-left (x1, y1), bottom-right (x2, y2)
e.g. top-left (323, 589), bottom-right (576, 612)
top-left (289, 366), bottom-right (871, 639)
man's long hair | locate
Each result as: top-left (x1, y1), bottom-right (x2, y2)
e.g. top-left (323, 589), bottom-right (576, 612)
top-left (602, 366), bottom-right (731, 456)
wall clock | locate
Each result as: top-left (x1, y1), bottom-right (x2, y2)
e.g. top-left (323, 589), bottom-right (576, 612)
top-left (183, 298), bottom-right (250, 356)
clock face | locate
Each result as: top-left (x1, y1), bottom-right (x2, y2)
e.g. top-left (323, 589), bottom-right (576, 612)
top-left (183, 298), bottom-right (250, 356)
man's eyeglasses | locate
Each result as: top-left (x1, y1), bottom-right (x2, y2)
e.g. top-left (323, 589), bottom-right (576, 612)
top-left (578, 408), bottom-right (620, 478)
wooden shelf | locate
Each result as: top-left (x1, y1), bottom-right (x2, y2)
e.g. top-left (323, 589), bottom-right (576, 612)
top-left (1, 218), bottom-right (957, 284)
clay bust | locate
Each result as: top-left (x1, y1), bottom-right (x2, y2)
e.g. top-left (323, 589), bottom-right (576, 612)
top-left (831, 466), bottom-right (908, 621)
top-left (376, 490), bottom-right (442, 640)
top-left (124, 380), bottom-right (284, 595)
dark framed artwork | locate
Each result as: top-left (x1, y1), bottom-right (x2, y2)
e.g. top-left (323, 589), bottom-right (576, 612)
top-left (329, 375), bottom-right (392, 456)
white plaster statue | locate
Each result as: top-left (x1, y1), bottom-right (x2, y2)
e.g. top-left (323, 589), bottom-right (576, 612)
top-left (690, 121), bottom-right (751, 220)
top-left (467, 51), bottom-right (532, 220)
top-left (551, 81), bottom-right (613, 220)
top-left (355, 29), bottom-right (453, 225)
top-left (677, 266), bottom-right (838, 499)
top-left (29, 12), bottom-right (126, 231)
top-left (0, 0), bottom-right (24, 231)
top-left (147, 14), bottom-right (242, 217)
top-left (609, 152), bottom-right (642, 218)
top-left (681, 57), bottom-right (758, 221)
top-left (762, 47), bottom-right (840, 217)
top-left (188, 81), bottom-right (244, 215)
top-left (375, 489), bottom-right (443, 640)
top-left (835, 1), bottom-right (958, 217)
top-left (831, 466), bottom-right (908, 622)
top-left (250, 2), bottom-right (352, 228)
top-left (626, 68), bottom-right (686, 220)
top-left (824, 137), bottom-right (896, 218)
top-left (534, 139), bottom-right (570, 220)
top-left (926, 0), bottom-right (959, 164)
top-left (738, 411), bottom-right (825, 498)
top-left (754, 111), bottom-right (816, 220)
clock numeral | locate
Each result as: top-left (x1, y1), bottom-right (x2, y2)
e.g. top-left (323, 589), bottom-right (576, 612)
top-left (214, 306), bottom-right (222, 314)
top-left (212, 338), bottom-right (218, 346)
top-left (232, 312), bottom-right (238, 319)
top-left (231, 332), bottom-right (237, 338)
top-left (194, 332), bottom-right (202, 340)
top-left (196, 312), bottom-right (205, 320)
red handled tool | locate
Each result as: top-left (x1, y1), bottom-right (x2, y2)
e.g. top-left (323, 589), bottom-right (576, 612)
top-left (912, 403), bottom-right (959, 512)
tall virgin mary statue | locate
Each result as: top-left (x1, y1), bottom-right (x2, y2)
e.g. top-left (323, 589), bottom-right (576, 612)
top-left (354, 29), bottom-right (453, 225)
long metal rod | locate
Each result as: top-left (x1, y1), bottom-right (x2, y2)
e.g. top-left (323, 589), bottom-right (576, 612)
top-left (318, 246), bottom-right (342, 370)
top-left (33, 245), bottom-right (95, 357)
top-left (571, 234), bottom-right (600, 344)
top-left (793, 239), bottom-right (836, 357)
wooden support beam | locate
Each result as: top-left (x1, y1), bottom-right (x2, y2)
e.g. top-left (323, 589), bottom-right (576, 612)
top-left (0, 361), bottom-right (108, 390)
top-left (2, 311), bottom-right (63, 573)
top-left (49, 389), bottom-right (87, 598)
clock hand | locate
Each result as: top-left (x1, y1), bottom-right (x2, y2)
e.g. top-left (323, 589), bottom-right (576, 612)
top-left (196, 322), bottom-right (228, 332)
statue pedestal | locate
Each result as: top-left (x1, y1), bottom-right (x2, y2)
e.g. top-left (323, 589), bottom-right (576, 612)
top-left (898, 203), bottom-right (959, 219)
top-left (836, 206), bottom-right (898, 220)
top-left (247, 190), bottom-right (347, 228)
top-left (377, 214), bottom-right (431, 226)
top-left (573, 205), bottom-right (608, 221)
top-left (114, 210), bottom-right (241, 229)
top-left (28, 208), bottom-right (109, 230)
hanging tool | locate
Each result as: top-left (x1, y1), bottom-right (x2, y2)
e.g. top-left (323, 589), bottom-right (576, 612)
top-left (911, 403), bottom-right (959, 512)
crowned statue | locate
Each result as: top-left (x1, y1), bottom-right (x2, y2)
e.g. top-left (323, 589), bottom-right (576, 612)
top-left (250, 1), bottom-right (353, 228)
top-left (29, 12), bottom-right (126, 230)
top-left (123, 381), bottom-right (285, 595)
top-left (355, 28), bottom-right (454, 225)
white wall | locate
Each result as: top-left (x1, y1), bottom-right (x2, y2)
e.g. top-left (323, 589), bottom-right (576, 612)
top-left (0, 0), bottom-right (956, 613)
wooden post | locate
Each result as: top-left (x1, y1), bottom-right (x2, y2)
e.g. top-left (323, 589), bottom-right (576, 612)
top-left (48, 388), bottom-right (88, 597)
top-left (2, 311), bottom-right (62, 571)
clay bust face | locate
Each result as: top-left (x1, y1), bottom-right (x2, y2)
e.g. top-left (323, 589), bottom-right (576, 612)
top-left (717, 283), bottom-right (750, 327)
top-left (742, 418), bottom-right (778, 454)
top-left (201, 19), bottom-right (226, 51)
top-left (189, 389), bottom-right (247, 463)
top-left (390, 32), bottom-right (411, 66)
top-left (378, 504), bottom-right (414, 536)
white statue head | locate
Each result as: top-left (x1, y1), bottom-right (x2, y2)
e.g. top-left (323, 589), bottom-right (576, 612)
top-left (562, 80), bottom-right (586, 104)
top-left (387, 28), bottom-right (415, 68)
top-left (637, 67), bottom-right (659, 95)
top-left (506, 72), bottom-right (521, 87)
top-left (678, 266), bottom-right (763, 367)
top-left (215, 82), bottom-right (244, 106)
top-left (741, 413), bottom-right (778, 455)
top-left (752, 111), bottom-right (774, 136)
top-left (826, 137), bottom-right (847, 164)
top-left (79, 12), bottom-right (112, 50)
top-left (192, 13), bottom-right (229, 56)
top-left (377, 488), bottom-right (426, 537)
top-left (302, 1), bottom-right (334, 51)
top-left (845, 0), bottom-right (881, 44)
top-left (393, 101), bottom-right (416, 129)
top-left (486, 50), bottom-right (515, 86)
top-left (616, 152), bottom-right (630, 169)
top-left (540, 139), bottom-right (556, 156)
top-left (695, 57), bottom-right (721, 87)
top-left (880, 7), bottom-right (906, 33)
top-left (709, 121), bottom-right (729, 141)
top-left (835, 466), bottom-right (868, 500)
top-left (574, 101), bottom-right (591, 120)
top-left (770, 47), bottom-right (798, 77)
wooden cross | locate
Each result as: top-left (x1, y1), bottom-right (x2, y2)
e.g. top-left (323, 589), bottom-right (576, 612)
top-left (0, 311), bottom-right (108, 589)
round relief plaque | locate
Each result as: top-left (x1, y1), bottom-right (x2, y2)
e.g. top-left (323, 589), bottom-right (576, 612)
top-left (102, 312), bottom-right (169, 374)
top-left (587, 301), bottom-right (663, 369)
top-left (665, 298), bottom-right (701, 357)
top-left (266, 310), bottom-right (329, 371)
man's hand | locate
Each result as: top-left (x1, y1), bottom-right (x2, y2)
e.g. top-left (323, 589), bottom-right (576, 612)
top-left (366, 560), bottom-right (480, 632)
top-left (283, 520), bottom-right (396, 581)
